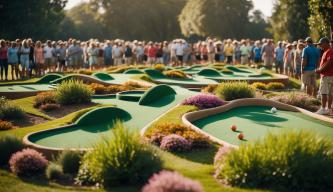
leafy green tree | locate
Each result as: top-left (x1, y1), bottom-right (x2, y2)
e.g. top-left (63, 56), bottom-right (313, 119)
top-left (0, 0), bottom-right (67, 40)
top-left (58, 2), bottom-right (105, 40)
top-left (179, 0), bottom-right (253, 39)
top-left (247, 10), bottom-right (272, 39)
top-left (91, 0), bottom-right (186, 41)
top-left (308, 0), bottom-right (333, 40)
top-left (269, 0), bottom-right (310, 41)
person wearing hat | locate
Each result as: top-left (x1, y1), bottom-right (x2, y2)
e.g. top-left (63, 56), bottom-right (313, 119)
top-left (103, 40), bottom-right (112, 66)
top-left (261, 39), bottom-right (275, 69)
top-left (274, 41), bottom-right (285, 74)
top-left (284, 44), bottom-right (294, 77)
top-left (294, 42), bottom-right (305, 79)
top-left (301, 37), bottom-right (321, 97)
top-left (315, 37), bottom-right (333, 115)
top-left (224, 39), bottom-right (234, 64)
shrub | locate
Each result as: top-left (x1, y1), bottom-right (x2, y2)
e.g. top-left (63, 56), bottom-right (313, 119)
top-left (142, 170), bottom-right (204, 192)
top-left (34, 91), bottom-right (57, 108)
top-left (266, 82), bottom-right (285, 90)
top-left (181, 94), bottom-right (225, 109)
top-left (163, 70), bottom-right (187, 79)
top-left (89, 83), bottom-right (108, 94)
top-left (0, 135), bottom-right (24, 165)
top-left (57, 150), bottom-right (82, 175)
top-left (77, 122), bottom-right (162, 187)
top-left (215, 131), bottom-right (333, 191)
top-left (160, 134), bottom-right (191, 152)
top-left (271, 92), bottom-right (320, 111)
top-left (215, 82), bottom-right (255, 101)
top-left (153, 64), bottom-right (165, 71)
top-left (251, 82), bottom-right (266, 90)
top-left (46, 162), bottom-right (63, 180)
top-left (145, 123), bottom-right (210, 149)
top-left (0, 120), bottom-right (14, 130)
top-left (40, 103), bottom-right (60, 111)
top-left (77, 69), bottom-right (93, 75)
top-left (201, 84), bottom-right (218, 94)
top-left (9, 148), bottom-right (48, 176)
top-left (123, 81), bottom-right (149, 89)
top-left (56, 80), bottom-right (94, 105)
top-left (0, 97), bottom-right (25, 119)
top-left (107, 85), bottom-right (127, 94)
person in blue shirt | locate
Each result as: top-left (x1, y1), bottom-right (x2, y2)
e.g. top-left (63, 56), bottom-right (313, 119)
top-left (301, 37), bottom-right (320, 96)
top-left (274, 41), bottom-right (285, 74)
top-left (253, 41), bottom-right (262, 65)
top-left (104, 40), bottom-right (112, 66)
top-left (7, 41), bottom-right (20, 80)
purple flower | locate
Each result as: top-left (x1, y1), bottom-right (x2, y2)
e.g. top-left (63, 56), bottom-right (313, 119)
top-left (142, 170), bottom-right (204, 192)
top-left (9, 148), bottom-right (48, 176)
top-left (181, 94), bottom-right (225, 109)
top-left (160, 134), bottom-right (191, 152)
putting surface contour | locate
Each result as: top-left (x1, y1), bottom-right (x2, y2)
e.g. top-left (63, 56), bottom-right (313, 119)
top-left (193, 106), bottom-right (333, 146)
top-left (28, 86), bottom-right (195, 149)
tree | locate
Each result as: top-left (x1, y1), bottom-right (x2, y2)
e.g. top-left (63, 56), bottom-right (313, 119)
top-left (179, 0), bottom-right (253, 39)
top-left (247, 10), bottom-right (271, 39)
top-left (57, 2), bottom-right (105, 40)
top-left (269, 0), bottom-right (310, 41)
top-left (308, 0), bottom-right (333, 40)
top-left (91, 0), bottom-right (186, 41)
top-left (0, 0), bottom-right (67, 40)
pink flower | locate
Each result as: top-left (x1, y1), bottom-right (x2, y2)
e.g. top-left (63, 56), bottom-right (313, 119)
top-left (181, 94), bottom-right (225, 109)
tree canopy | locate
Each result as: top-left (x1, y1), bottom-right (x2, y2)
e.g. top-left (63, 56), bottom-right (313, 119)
top-left (179, 0), bottom-right (256, 39)
top-left (0, 0), bottom-right (67, 40)
top-left (308, 0), bottom-right (333, 39)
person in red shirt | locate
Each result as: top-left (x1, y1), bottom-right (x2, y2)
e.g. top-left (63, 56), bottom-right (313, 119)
top-left (147, 42), bottom-right (157, 65)
top-left (315, 37), bottom-right (333, 115)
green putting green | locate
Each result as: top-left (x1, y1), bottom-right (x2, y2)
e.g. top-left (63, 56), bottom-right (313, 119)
top-left (27, 85), bottom-right (196, 149)
top-left (194, 106), bottom-right (333, 146)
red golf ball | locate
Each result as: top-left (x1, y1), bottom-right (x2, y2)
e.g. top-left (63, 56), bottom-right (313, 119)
top-left (238, 133), bottom-right (244, 140)
top-left (231, 125), bottom-right (237, 131)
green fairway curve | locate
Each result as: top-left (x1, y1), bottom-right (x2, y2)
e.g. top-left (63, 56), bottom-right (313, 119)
top-left (123, 69), bottom-right (144, 74)
top-left (25, 85), bottom-right (197, 149)
top-left (35, 73), bottom-right (64, 84)
top-left (116, 90), bottom-right (145, 102)
top-left (92, 72), bottom-right (114, 81)
top-left (193, 106), bottom-right (333, 146)
top-left (197, 68), bottom-right (222, 77)
top-left (139, 84), bottom-right (176, 105)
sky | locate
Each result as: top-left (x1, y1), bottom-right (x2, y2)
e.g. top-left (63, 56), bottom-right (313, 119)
top-left (65, 0), bottom-right (274, 17)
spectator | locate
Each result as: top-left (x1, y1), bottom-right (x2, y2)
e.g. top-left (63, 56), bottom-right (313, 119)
top-left (8, 41), bottom-right (19, 80)
top-left (261, 39), bottom-right (275, 69)
top-left (274, 41), bottom-right (284, 74)
top-left (162, 41), bottom-right (170, 65)
top-left (315, 37), bottom-right (333, 115)
top-left (88, 42), bottom-right (99, 70)
top-left (175, 40), bottom-right (185, 66)
top-left (112, 42), bottom-right (123, 66)
top-left (20, 40), bottom-right (30, 79)
top-left (240, 40), bottom-right (250, 65)
top-left (253, 41), bottom-right (262, 65)
top-left (34, 41), bottom-right (45, 76)
top-left (0, 40), bottom-right (8, 81)
top-left (124, 42), bottom-right (133, 65)
top-left (233, 41), bottom-right (241, 64)
top-left (147, 42), bottom-right (157, 65)
top-left (224, 39), bottom-right (234, 64)
top-left (294, 42), bottom-right (304, 80)
top-left (67, 40), bottom-right (82, 69)
top-left (284, 44), bottom-right (293, 77)
top-left (301, 37), bottom-right (320, 97)
top-left (104, 40), bottom-right (112, 66)
top-left (56, 42), bottom-right (67, 72)
top-left (44, 40), bottom-right (54, 72)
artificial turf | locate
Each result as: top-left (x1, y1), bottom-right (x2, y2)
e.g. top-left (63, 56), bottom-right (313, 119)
top-left (194, 106), bottom-right (333, 146)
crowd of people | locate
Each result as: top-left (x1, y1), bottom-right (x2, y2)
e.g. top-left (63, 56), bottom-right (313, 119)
top-left (0, 36), bottom-right (332, 114)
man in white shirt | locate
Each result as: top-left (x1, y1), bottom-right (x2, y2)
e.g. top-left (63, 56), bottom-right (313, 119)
top-left (112, 42), bottom-right (123, 66)
top-left (175, 40), bottom-right (184, 66)
top-left (44, 40), bottom-right (55, 72)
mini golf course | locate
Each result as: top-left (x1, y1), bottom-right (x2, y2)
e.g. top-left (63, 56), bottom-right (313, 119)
top-left (183, 98), bottom-right (333, 147)
top-left (24, 85), bottom-right (197, 151)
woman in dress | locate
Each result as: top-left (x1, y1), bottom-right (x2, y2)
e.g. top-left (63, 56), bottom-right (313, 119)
top-left (34, 41), bottom-right (45, 76)
top-left (20, 40), bottom-right (30, 79)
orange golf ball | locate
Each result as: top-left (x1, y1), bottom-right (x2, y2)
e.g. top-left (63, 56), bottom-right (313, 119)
top-left (230, 125), bottom-right (237, 132)
top-left (238, 133), bottom-right (244, 140)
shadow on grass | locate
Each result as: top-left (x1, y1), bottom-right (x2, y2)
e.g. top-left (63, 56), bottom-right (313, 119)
top-left (173, 145), bottom-right (219, 164)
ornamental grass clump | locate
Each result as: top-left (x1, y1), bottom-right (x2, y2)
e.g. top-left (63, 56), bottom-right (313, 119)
top-left (251, 82), bottom-right (266, 90)
top-left (142, 170), bottom-right (204, 192)
top-left (201, 84), bottom-right (218, 94)
top-left (76, 122), bottom-right (162, 187)
top-left (214, 131), bottom-right (333, 191)
top-left (56, 80), bottom-right (94, 105)
top-left (46, 163), bottom-right (64, 180)
top-left (0, 97), bottom-right (25, 119)
top-left (181, 94), bottom-right (225, 109)
top-left (160, 134), bottom-right (191, 152)
top-left (145, 123), bottom-right (210, 149)
top-left (163, 70), bottom-right (187, 79)
top-left (271, 92), bottom-right (320, 111)
top-left (266, 82), bottom-right (285, 90)
top-left (215, 82), bottom-right (255, 101)
top-left (9, 148), bottom-right (48, 176)
top-left (153, 64), bottom-right (166, 71)
top-left (0, 120), bottom-right (14, 130)
top-left (56, 150), bottom-right (83, 175)
top-left (0, 135), bottom-right (24, 165)
top-left (34, 91), bottom-right (57, 108)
